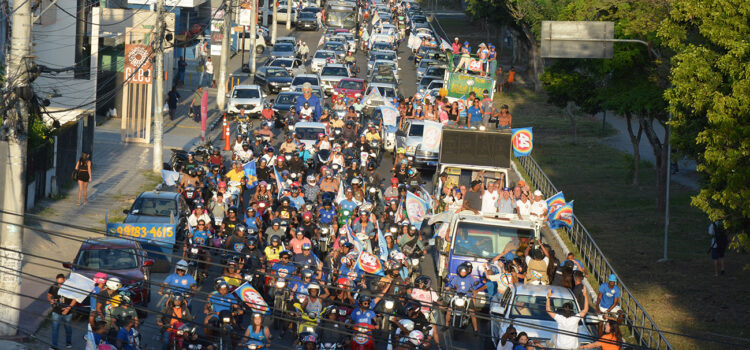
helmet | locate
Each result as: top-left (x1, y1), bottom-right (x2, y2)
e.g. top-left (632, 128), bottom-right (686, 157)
top-left (235, 224), bottom-right (247, 234)
top-left (228, 207), bottom-right (238, 215)
top-left (105, 277), bottom-right (122, 291)
top-left (247, 237), bottom-right (258, 247)
top-left (400, 319), bottom-right (415, 332)
top-left (408, 330), bottom-right (425, 345)
top-left (279, 250), bottom-right (292, 258)
top-left (397, 147), bottom-right (406, 154)
top-left (270, 235), bottom-right (281, 244)
top-left (404, 301), bottom-right (421, 315)
top-left (457, 261), bottom-right (472, 276)
top-left (307, 283), bottom-right (320, 291)
top-left (388, 260), bottom-right (402, 271)
top-left (176, 259), bottom-right (189, 272)
top-left (215, 278), bottom-right (229, 291)
top-left (306, 175), bottom-right (316, 183)
top-left (301, 269), bottom-right (314, 279)
top-left (342, 242), bottom-right (355, 250)
top-left (171, 292), bottom-right (185, 305)
top-left (415, 275), bottom-right (432, 288)
top-left (358, 295), bottom-right (372, 305)
top-left (188, 168), bottom-right (197, 176)
top-left (93, 272), bottom-right (108, 284)
top-left (301, 332), bottom-right (317, 344)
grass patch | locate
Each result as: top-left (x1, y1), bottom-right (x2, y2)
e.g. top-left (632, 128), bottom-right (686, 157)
top-left (501, 87), bottom-right (750, 349)
top-left (137, 170), bottom-right (163, 193)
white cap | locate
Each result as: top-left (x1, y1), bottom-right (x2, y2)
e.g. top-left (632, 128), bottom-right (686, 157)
top-left (533, 190), bottom-right (543, 197)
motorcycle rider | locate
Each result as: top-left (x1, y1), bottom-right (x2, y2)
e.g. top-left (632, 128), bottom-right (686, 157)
top-left (303, 175), bottom-right (321, 205)
top-left (289, 228), bottom-right (313, 255)
top-left (271, 250), bottom-right (297, 284)
top-left (179, 167), bottom-right (202, 193)
top-left (242, 313), bottom-right (272, 348)
top-left (300, 101), bottom-right (314, 121)
top-left (393, 301), bottom-right (437, 349)
top-left (284, 106), bottom-right (299, 127)
top-left (187, 202), bottom-right (212, 228)
top-left (351, 295), bottom-right (379, 328)
top-left (275, 197), bottom-right (298, 225)
top-left (289, 186), bottom-right (305, 210)
top-left (256, 123), bottom-right (274, 142)
top-left (343, 120), bottom-right (358, 141)
top-left (204, 280), bottom-right (241, 326)
top-left (364, 124), bottom-right (381, 142)
top-left (264, 234), bottom-right (284, 263)
top-left (156, 292), bottom-right (192, 350)
top-left (261, 102), bottom-right (274, 124)
top-left (183, 152), bottom-right (200, 172)
top-left (159, 260), bottom-right (197, 307)
top-left (293, 244), bottom-right (323, 279)
top-left (315, 132), bottom-right (331, 152)
top-left (319, 306), bottom-right (349, 347)
top-left (444, 262), bottom-right (480, 334)
top-left (244, 207), bottom-right (260, 232)
top-left (223, 207), bottom-right (240, 235)
top-left (298, 212), bottom-right (319, 239)
top-left (344, 50), bottom-right (356, 68)
top-left (224, 223), bottom-right (248, 255)
top-left (106, 291), bottom-right (139, 344)
top-left (236, 143), bottom-right (253, 163)
top-left (374, 260), bottom-right (409, 306)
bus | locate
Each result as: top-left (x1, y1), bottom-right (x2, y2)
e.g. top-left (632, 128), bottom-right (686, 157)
top-left (324, 1), bottom-right (357, 29)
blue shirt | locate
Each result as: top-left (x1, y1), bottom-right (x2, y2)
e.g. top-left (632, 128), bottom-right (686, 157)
top-left (208, 291), bottom-right (237, 314)
top-left (467, 106), bottom-right (482, 123)
top-left (319, 207), bottom-right (336, 224)
top-left (447, 274), bottom-right (478, 293)
top-left (271, 262), bottom-right (297, 279)
top-left (598, 284), bottom-right (621, 309)
top-left (339, 200), bottom-right (357, 213)
top-left (192, 230), bottom-right (209, 245)
top-left (290, 195), bottom-right (305, 210)
top-left (164, 273), bottom-right (197, 292)
top-left (353, 221), bottom-right (376, 238)
top-left (117, 327), bottom-right (136, 350)
top-left (295, 94), bottom-right (322, 121)
top-left (244, 216), bottom-right (259, 231)
top-left (90, 286), bottom-right (100, 310)
top-left (350, 308), bottom-right (377, 324)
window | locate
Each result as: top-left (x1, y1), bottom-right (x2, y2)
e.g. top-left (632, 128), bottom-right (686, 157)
top-left (76, 248), bottom-right (139, 270)
top-left (321, 67), bottom-right (349, 76)
top-left (276, 93), bottom-right (300, 105)
top-left (510, 294), bottom-right (579, 321)
top-left (292, 76), bottom-right (319, 86)
top-left (232, 88), bottom-right (261, 99)
top-left (452, 222), bottom-right (534, 259)
top-left (408, 124), bottom-right (424, 137)
top-left (130, 197), bottom-right (178, 217)
top-left (338, 80), bottom-right (363, 90)
top-left (267, 68), bottom-right (290, 78)
top-left (295, 127), bottom-right (326, 140)
top-left (315, 51), bottom-right (335, 59)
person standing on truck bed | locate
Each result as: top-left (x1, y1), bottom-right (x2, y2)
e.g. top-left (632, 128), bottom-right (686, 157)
top-left (461, 180), bottom-right (483, 214)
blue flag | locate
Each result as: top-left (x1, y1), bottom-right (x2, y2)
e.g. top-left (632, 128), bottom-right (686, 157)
top-left (243, 160), bottom-right (258, 189)
top-left (345, 224), bottom-right (363, 252)
top-left (376, 222), bottom-right (389, 261)
top-left (549, 201), bottom-right (574, 229)
top-left (272, 165), bottom-right (283, 199)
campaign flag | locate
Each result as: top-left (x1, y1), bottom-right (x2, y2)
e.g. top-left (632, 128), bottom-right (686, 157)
top-left (395, 199), bottom-right (405, 222)
top-left (160, 169), bottom-right (180, 187)
top-left (375, 221), bottom-right (389, 261)
top-left (335, 179), bottom-right (346, 204)
top-left (234, 282), bottom-right (270, 314)
top-left (546, 192), bottom-right (566, 215)
top-left (354, 251), bottom-right (385, 276)
top-left (365, 85), bottom-right (382, 105)
top-left (511, 127), bottom-right (533, 157)
top-left (440, 38), bottom-right (451, 51)
top-left (405, 191), bottom-right (429, 229)
top-left (273, 165), bottom-right (283, 199)
top-left (421, 120), bottom-right (442, 154)
top-left (549, 201), bottom-right (574, 229)
top-left (345, 224), bottom-right (363, 252)
top-left (418, 185), bottom-right (434, 210)
top-left (243, 160), bottom-right (258, 189)
top-left (381, 105), bottom-right (399, 127)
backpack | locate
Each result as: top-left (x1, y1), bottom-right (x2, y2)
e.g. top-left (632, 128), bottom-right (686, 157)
top-left (713, 221), bottom-right (729, 248)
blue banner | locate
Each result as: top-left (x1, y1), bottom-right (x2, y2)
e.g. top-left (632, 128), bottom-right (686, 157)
top-left (376, 223), bottom-right (389, 261)
top-left (511, 127), bottom-right (533, 157)
top-left (546, 191), bottom-right (566, 218)
top-left (549, 201), bottom-right (574, 229)
top-left (345, 224), bottom-right (363, 253)
top-left (243, 160), bottom-right (258, 189)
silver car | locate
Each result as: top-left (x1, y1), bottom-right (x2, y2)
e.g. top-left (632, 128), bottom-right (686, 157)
top-left (395, 119), bottom-right (439, 168)
top-left (490, 285), bottom-right (597, 349)
top-left (226, 84), bottom-right (265, 115)
top-left (311, 50), bottom-right (337, 73)
top-left (318, 64), bottom-right (352, 95)
top-left (369, 59), bottom-right (400, 82)
top-left (290, 74), bottom-right (321, 91)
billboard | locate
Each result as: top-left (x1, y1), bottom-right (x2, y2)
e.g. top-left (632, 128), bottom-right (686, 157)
top-left (439, 129), bottom-right (511, 168)
top-left (445, 72), bottom-right (494, 99)
top-left (124, 44), bottom-right (153, 84)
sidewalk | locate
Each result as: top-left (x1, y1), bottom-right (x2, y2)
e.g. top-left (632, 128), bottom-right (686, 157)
top-left (596, 112), bottom-right (699, 190)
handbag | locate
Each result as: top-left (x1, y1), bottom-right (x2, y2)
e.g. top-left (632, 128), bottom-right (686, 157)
top-left (72, 169), bottom-right (78, 181)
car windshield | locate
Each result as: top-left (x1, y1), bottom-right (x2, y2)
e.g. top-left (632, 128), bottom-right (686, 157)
top-left (408, 124), bottom-right (424, 137)
top-left (452, 222), bottom-right (534, 259)
top-left (275, 93), bottom-right (299, 105)
top-left (267, 68), bottom-right (290, 78)
top-left (130, 197), bottom-right (178, 216)
top-left (315, 51), bottom-right (335, 59)
top-left (510, 294), bottom-right (579, 321)
top-left (232, 88), bottom-right (260, 99)
top-left (370, 86), bottom-right (395, 98)
top-left (373, 42), bottom-right (391, 50)
top-left (292, 76), bottom-right (319, 86)
top-left (274, 43), bottom-right (294, 52)
top-left (324, 42), bottom-right (344, 51)
top-left (76, 248), bottom-right (139, 270)
top-left (299, 12), bottom-right (316, 19)
top-left (270, 59), bottom-right (293, 68)
top-left (322, 67), bottom-right (349, 76)
top-left (338, 80), bottom-right (363, 90)
top-left (419, 76), bottom-right (438, 86)
top-left (296, 127), bottom-right (326, 140)
top-left (425, 67), bottom-right (446, 76)
top-left (372, 52), bottom-right (396, 62)
top-left (372, 74), bottom-right (396, 84)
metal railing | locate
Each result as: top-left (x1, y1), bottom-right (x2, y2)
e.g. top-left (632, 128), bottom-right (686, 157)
top-left (516, 155), bottom-right (673, 350)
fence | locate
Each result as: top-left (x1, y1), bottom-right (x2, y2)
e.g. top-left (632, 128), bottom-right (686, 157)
top-left (516, 155), bottom-right (672, 350)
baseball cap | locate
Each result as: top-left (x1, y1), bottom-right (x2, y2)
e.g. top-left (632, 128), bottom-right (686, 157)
top-left (502, 187), bottom-right (510, 192)
top-left (483, 89), bottom-right (489, 95)
top-left (517, 180), bottom-right (527, 187)
top-left (302, 243), bottom-right (311, 250)
top-left (391, 177), bottom-right (399, 184)
top-left (533, 190), bottom-right (543, 197)
top-left (608, 274), bottom-right (617, 282)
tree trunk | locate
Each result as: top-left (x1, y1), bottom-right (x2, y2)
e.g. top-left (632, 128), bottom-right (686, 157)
top-left (625, 112), bottom-right (644, 186)
top-left (520, 24), bottom-right (543, 92)
top-left (640, 117), bottom-right (668, 211)
top-left (565, 101), bottom-right (577, 144)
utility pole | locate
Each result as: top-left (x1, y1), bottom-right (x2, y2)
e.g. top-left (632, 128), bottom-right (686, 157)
top-left (0, 0), bottom-right (32, 336)
top-left (285, 0), bottom-right (292, 30)
top-left (250, 0), bottom-right (258, 74)
top-left (271, 0), bottom-right (278, 44)
top-left (216, 0), bottom-right (232, 110)
top-left (152, 0), bottom-right (165, 173)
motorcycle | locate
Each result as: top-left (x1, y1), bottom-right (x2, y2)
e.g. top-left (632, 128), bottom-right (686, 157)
top-left (350, 323), bottom-right (376, 350)
top-left (271, 278), bottom-right (290, 329)
top-left (237, 120), bottom-right (251, 138)
top-left (449, 292), bottom-right (471, 333)
top-left (183, 185), bottom-right (201, 209)
top-left (368, 139), bottom-right (380, 161)
top-left (316, 149), bottom-right (331, 171)
top-left (293, 303), bottom-right (320, 335)
top-left (332, 128), bottom-right (343, 141)
top-left (185, 239), bottom-right (208, 285)
top-left (226, 181), bottom-right (242, 207)
top-left (408, 251), bottom-right (424, 283)
top-left (334, 109), bottom-right (347, 120)
top-left (318, 225), bottom-right (332, 254)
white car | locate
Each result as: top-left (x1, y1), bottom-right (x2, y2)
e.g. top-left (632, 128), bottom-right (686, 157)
top-left (311, 50), bottom-right (337, 73)
top-left (369, 59), bottom-right (400, 82)
top-left (275, 36), bottom-right (298, 48)
top-left (293, 122), bottom-right (328, 151)
top-left (290, 74), bottom-right (321, 91)
top-left (226, 84), bottom-right (265, 115)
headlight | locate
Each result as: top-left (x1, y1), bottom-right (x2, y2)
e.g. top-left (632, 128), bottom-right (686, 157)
top-left (276, 280), bottom-right (286, 288)
top-left (406, 146), bottom-right (415, 153)
top-left (190, 248), bottom-right (199, 254)
top-left (244, 274), bottom-right (253, 282)
top-left (305, 326), bottom-right (315, 333)
top-left (411, 258), bottom-right (420, 266)
top-left (222, 317), bottom-right (231, 324)
top-left (385, 300), bottom-right (394, 310)
top-left (454, 297), bottom-right (466, 307)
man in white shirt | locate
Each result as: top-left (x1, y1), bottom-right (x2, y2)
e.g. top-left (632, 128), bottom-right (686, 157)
top-left (546, 288), bottom-right (589, 349)
top-left (481, 181), bottom-right (500, 214)
top-left (516, 191), bottom-right (532, 219)
top-left (529, 189), bottom-right (548, 222)
top-left (203, 57), bottom-right (214, 87)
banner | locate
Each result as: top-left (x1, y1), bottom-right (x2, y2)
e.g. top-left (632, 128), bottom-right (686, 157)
top-left (380, 105), bottom-right (399, 127)
top-left (234, 283), bottom-right (270, 314)
top-left (405, 191), bottom-right (428, 229)
top-left (421, 120), bottom-right (442, 154)
top-left (345, 225), bottom-right (363, 252)
top-left (446, 73), bottom-right (493, 99)
top-left (375, 221), bottom-right (388, 261)
top-left (106, 222), bottom-right (176, 246)
top-left (549, 201), bottom-right (574, 229)
top-left (335, 179), bottom-right (346, 204)
top-left (511, 127), bottom-right (533, 157)
top-left (58, 272), bottom-right (94, 303)
top-left (354, 251), bottom-right (385, 276)
top-left (365, 85), bottom-right (383, 105)
top-left (124, 44), bottom-right (153, 84)
top-left (160, 169), bottom-right (180, 187)
top-left (273, 165), bottom-right (283, 199)
top-left (468, 59), bottom-right (484, 72)
top-left (243, 160), bottom-right (258, 189)
top-left (546, 192), bottom-right (566, 214)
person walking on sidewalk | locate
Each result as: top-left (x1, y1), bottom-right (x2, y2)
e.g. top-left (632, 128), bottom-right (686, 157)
top-left (167, 86), bottom-right (181, 121)
top-left (202, 57), bottom-right (214, 87)
top-left (75, 152), bottom-right (92, 206)
top-left (176, 56), bottom-right (187, 87)
top-left (190, 87), bottom-right (203, 123)
top-left (48, 273), bottom-right (77, 349)
top-left (708, 219), bottom-right (729, 276)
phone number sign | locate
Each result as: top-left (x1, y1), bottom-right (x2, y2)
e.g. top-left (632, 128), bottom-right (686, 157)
top-left (106, 223), bottom-right (177, 245)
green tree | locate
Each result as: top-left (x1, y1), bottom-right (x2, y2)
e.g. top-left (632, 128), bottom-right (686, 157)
top-left (659, 0), bottom-right (750, 250)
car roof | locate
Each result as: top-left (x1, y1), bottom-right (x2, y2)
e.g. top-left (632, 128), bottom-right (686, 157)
top-left (315, 49), bottom-right (335, 55)
top-left (233, 84), bottom-right (261, 90)
top-left (295, 122), bottom-right (327, 129)
top-left (339, 78), bottom-right (365, 83)
top-left (513, 284), bottom-right (576, 299)
top-left (369, 82), bottom-right (396, 88)
top-left (277, 91), bottom-right (302, 97)
top-left (322, 63), bottom-right (346, 68)
top-left (81, 237), bottom-right (139, 250)
top-left (277, 36), bottom-right (296, 41)
top-left (294, 74), bottom-right (319, 79)
top-left (374, 59), bottom-right (396, 64)
top-left (370, 49), bottom-right (397, 56)
top-left (137, 191), bottom-right (180, 200)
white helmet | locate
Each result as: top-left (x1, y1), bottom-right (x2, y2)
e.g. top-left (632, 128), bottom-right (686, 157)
top-left (106, 277), bottom-right (122, 291)
top-left (408, 330), bottom-right (425, 345)
top-left (308, 283), bottom-right (320, 291)
top-left (176, 259), bottom-right (189, 272)
top-left (400, 319), bottom-right (415, 332)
